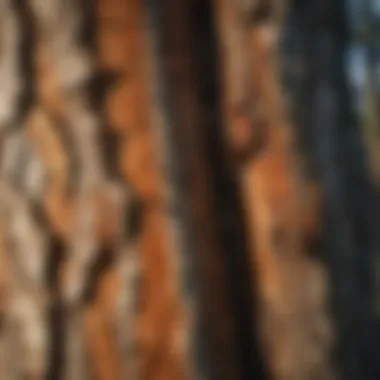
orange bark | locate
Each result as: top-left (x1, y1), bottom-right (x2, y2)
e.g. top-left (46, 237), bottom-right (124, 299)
top-left (21, 0), bottom-right (191, 378)
top-left (214, 1), bottom-right (334, 379)
top-left (92, 0), bottom-right (190, 378)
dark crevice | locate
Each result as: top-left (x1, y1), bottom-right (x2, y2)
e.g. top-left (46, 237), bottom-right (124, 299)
top-left (144, 0), bottom-right (211, 377)
top-left (189, 2), bottom-right (270, 379)
top-left (81, 247), bottom-right (114, 305)
top-left (148, 0), bottom-right (270, 377)
top-left (14, 0), bottom-right (36, 123)
top-left (87, 68), bottom-right (126, 180)
top-left (245, 0), bottom-right (274, 25)
top-left (46, 235), bottom-right (65, 380)
top-left (124, 193), bottom-right (144, 242)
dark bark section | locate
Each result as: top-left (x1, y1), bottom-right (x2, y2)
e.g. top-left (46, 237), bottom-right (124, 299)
top-left (282, 1), bottom-right (380, 379)
top-left (144, 0), bottom-right (269, 378)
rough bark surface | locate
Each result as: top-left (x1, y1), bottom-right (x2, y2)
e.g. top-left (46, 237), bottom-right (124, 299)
top-left (214, 1), bottom-right (335, 379)
top-left (0, 1), bottom-right (376, 380)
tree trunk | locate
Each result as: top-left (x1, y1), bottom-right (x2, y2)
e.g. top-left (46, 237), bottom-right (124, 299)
top-left (0, 1), bottom-right (379, 379)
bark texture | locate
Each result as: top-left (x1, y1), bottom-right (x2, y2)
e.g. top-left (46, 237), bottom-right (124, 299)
top-left (0, 1), bottom-right (378, 380)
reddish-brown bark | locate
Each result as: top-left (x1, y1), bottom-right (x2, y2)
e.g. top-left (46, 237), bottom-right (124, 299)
top-left (214, 1), bottom-right (334, 379)
top-left (20, 0), bottom-right (191, 378)
top-left (0, 1), bottom-right (337, 379)
top-left (91, 0), bottom-right (191, 378)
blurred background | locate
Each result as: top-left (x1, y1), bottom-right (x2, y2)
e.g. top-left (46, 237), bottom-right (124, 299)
top-left (1, 0), bottom-right (380, 379)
